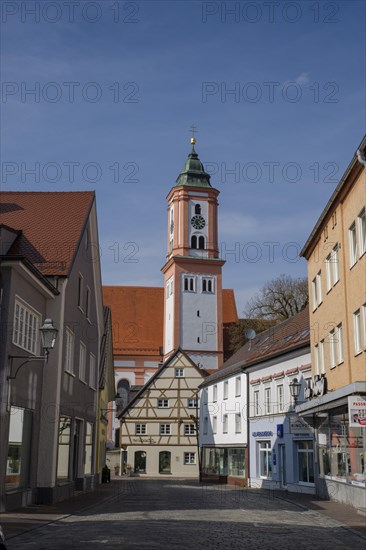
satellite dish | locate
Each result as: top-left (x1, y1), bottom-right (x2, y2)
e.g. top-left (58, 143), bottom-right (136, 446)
top-left (245, 328), bottom-right (256, 350)
top-left (245, 328), bottom-right (256, 340)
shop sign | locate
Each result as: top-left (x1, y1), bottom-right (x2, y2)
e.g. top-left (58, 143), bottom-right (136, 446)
top-left (305, 374), bottom-right (327, 400)
top-left (289, 415), bottom-right (312, 434)
top-left (348, 396), bottom-right (366, 427)
top-left (252, 431), bottom-right (273, 437)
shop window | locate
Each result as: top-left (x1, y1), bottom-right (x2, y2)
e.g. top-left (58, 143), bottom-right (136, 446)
top-left (6, 407), bottom-right (32, 490)
top-left (57, 416), bottom-right (71, 479)
top-left (159, 451), bottom-right (171, 472)
top-left (84, 423), bottom-right (93, 475)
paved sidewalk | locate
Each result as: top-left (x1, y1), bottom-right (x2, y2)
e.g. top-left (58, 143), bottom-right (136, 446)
top-left (1, 479), bottom-right (365, 545)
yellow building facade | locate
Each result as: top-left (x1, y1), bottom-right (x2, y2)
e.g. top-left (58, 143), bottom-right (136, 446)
top-left (299, 135), bottom-right (366, 509)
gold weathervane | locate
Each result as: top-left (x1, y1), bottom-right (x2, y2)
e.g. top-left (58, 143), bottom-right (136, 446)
top-left (190, 124), bottom-right (198, 145)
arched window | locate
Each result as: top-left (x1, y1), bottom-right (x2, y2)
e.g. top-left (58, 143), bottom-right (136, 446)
top-left (198, 236), bottom-right (205, 249)
top-left (116, 379), bottom-right (130, 410)
top-left (189, 278), bottom-right (194, 291)
top-left (184, 277), bottom-right (189, 291)
top-left (191, 235), bottom-right (197, 249)
top-left (159, 451), bottom-right (171, 473)
top-left (195, 204), bottom-right (201, 215)
top-left (207, 280), bottom-right (212, 293)
top-left (202, 279), bottom-right (207, 292)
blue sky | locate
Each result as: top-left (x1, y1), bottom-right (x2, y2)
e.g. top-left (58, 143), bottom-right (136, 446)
top-left (1, 0), bottom-right (365, 313)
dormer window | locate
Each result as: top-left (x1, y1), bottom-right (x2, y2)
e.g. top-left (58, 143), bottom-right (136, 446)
top-left (195, 204), bottom-right (201, 215)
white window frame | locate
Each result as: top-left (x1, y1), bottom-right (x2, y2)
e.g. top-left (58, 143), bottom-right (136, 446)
top-left (202, 276), bottom-right (215, 294)
top-left (65, 327), bottom-right (75, 375)
top-left (187, 398), bottom-right (198, 409)
top-left (354, 309), bottom-right (362, 354)
top-left (12, 298), bottom-right (40, 355)
top-left (349, 222), bottom-right (358, 267)
top-left (235, 412), bottom-right (242, 434)
top-left (175, 368), bottom-right (184, 378)
top-left (235, 376), bottom-right (241, 397)
top-left (212, 416), bottom-right (217, 434)
top-left (79, 342), bottom-right (86, 382)
top-left (89, 352), bottom-right (96, 389)
top-left (319, 339), bottom-right (325, 374)
top-left (135, 424), bottom-right (146, 435)
top-left (213, 385), bottom-right (217, 402)
top-left (336, 323), bottom-right (344, 364)
top-left (183, 275), bottom-right (196, 293)
top-left (184, 424), bottom-right (195, 435)
top-left (184, 452), bottom-right (196, 465)
top-left (160, 424), bottom-right (171, 436)
top-left (363, 304), bottom-right (366, 350)
top-left (312, 271), bottom-right (322, 310)
top-left (254, 390), bottom-right (260, 416)
top-left (358, 207), bottom-right (366, 257)
top-left (223, 380), bottom-right (228, 400)
top-left (314, 344), bottom-right (320, 375)
top-left (157, 399), bottom-right (169, 408)
top-left (329, 329), bottom-right (336, 369)
top-left (222, 414), bottom-right (228, 433)
top-left (264, 387), bottom-right (271, 415)
top-left (277, 384), bottom-right (284, 413)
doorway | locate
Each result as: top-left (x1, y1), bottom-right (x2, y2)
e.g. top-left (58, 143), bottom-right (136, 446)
top-left (279, 444), bottom-right (287, 488)
top-left (72, 420), bottom-right (82, 480)
top-left (134, 451), bottom-right (146, 473)
top-left (159, 451), bottom-right (171, 473)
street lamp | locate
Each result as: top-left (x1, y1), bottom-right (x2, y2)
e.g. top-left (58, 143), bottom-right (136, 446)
top-left (7, 318), bottom-right (58, 381)
top-left (289, 377), bottom-right (302, 406)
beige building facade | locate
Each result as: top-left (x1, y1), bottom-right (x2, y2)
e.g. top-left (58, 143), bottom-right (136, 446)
top-left (119, 350), bottom-right (206, 477)
top-left (299, 135), bottom-right (366, 509)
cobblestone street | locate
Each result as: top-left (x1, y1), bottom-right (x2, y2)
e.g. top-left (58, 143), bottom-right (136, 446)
top-left (3, 480), bottom-right (366, 549)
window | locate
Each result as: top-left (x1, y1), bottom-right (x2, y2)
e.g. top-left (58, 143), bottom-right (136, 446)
top-left (254, 390), bottom-right (260, 416)
top-left (202, 277), bottom-right (214, 293)
top-left (86, 287), bottom-right (91, 319)
top-left (264, 387), bottom-right (271, 415)
top-left (358, 208), bottom-right (366, 257)
top-left (213, 385), bottom-right (217, 402)
top-left (135, 424), bottom-right (146, 435)
top-left (183, 276), bottom-right (195, 292)
top-left (184, 424), bottom-right (195, 435)
top-left (160, 424), bottom-right (171, 435)
top-left (277, 385), bottom-right (284, 413)
top-left (319, 339), bottom-right (325, 374)
top-left (198, 236), bottom-right (205, 250)
top-left (187, 398), bottom-right (198, 408)
top-left (222, 414), bottom-right (228, 433)
top-left (6, 407), bottom-right (32, 490)
top-left (297, 440), bottom-right (314, 484)
top-left (12, 299), bottom-right (40, 355)
top-left (57, 417), bottom-right (71, 479)
top-left (212, 416), bottom-right (217, 434)
top-left (325, 244), bottom-right (339, 292)
top-left (65, 327), bottom-right (75, 374)
top-left (195, 204), bottom-right (201, 215)
top-left (259, 441), bottom-right (272, 478)
top-left (89, 353), bottom-right (96, 389)
top-left (203, 416), bottom-right (208, 434)
top-left (349, 222), bottom-right (358, 267)
top-left (84, 423), bottom-right (93, 475)
top-left (157, 399), bottom-right (169, 408)
top-left (175, 368), bottom-right (184, 378)
top-left (336, 323), bottom-right (344, 364)
top-left (170, 281), bottom-right (174, 295)
top-left (329, 329), bottom-right (336, 369)
top-left (223, 381), bottom-right (228, 399)
top-left (79, 342), bottom-right (86, 382)
top-left (78, 274), bottom-right (84, 309)
top-left (184, 452), bottom-right (196, 465)
top-left (159, 451), bottom-right (171, 473)
top-left (354, 309), bottom-right (362, 354)
top-left (235, 377), bottom-right (241, 397)
top-left (312, 271), bottom-right (322, 310)
top-left (191, 235), bottom-right (197, 249)
top-left (363, 304), bottom-right (366, 349)
top-left (235, 413), bottom-right (242, 433)
top-left (314, 344), bottom-right (320, 375)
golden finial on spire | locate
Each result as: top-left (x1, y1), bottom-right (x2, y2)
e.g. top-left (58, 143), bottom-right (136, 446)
top-left (190, 124), bottom-right (198, 145)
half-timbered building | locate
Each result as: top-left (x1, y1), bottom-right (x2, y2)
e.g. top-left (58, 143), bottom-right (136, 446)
top-left (119, 349), bottom-right (207, 477)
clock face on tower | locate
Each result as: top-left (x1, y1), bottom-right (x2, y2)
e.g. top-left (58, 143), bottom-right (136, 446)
top-left (191, 215), bottom-right (206, 230)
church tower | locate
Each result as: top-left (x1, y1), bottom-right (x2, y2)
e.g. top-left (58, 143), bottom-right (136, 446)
top-left (161, 135), bottom-right (225, 370)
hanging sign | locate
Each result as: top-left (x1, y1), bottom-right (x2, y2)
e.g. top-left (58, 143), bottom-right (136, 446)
top-left (348, 396), bottom-right (366, 427)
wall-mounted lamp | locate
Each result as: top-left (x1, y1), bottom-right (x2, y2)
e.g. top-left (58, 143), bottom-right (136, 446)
top-left (289, 377), bottom-right (301, 406)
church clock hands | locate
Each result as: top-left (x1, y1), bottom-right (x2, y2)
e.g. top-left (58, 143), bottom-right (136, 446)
top-left (191, 215), bottom-right (205, 230)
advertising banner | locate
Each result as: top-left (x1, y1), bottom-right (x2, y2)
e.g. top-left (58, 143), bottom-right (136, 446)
top-left (348, 396), bottom-right (366, 427)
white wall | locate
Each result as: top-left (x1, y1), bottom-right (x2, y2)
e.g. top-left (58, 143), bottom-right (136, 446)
top-left (200, 372), bottom-right (248, 447)
top-left (164, 276), bottom-right (174, 354)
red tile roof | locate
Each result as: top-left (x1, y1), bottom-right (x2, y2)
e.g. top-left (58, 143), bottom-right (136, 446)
top-left (0, 191), bottom-right (94, 276)
top-left (102, 285), bottom-right (238, 357)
